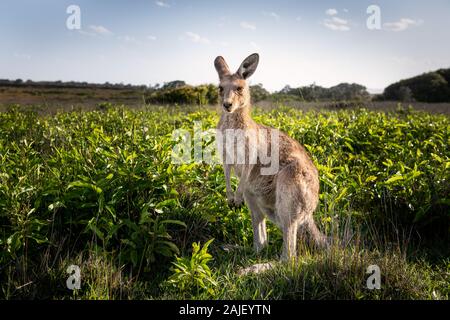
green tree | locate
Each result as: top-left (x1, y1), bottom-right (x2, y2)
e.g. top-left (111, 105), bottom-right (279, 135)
top-left (250, 83), bottom-right (270, 102)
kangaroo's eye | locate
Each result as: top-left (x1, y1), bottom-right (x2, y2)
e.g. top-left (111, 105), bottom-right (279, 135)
top-left (236, 86), bottom-right (243, 93)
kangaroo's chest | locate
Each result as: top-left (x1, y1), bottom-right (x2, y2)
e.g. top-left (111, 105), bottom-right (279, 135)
top-left (217, 125), bottom-right (267, 163)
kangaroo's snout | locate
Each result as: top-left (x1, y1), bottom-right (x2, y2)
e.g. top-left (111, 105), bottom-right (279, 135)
top-left (223, 101), bottom-right (232, 111)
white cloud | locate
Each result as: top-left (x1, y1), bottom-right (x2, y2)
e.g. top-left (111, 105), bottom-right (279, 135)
top-left (250, 41), bottom-right (260, 50)
top-left (217, 16), bottom-right (229, 28)
top-left (89, 25), bottom-right (113, 35)
top-left (240, 21), bottom-right (256, 30)
top-left (217, 41), bottom-right (229, 47)
top-left (147, 35), bottom-right (157, 41)
top-left (262, 11), bottom-right (280, 20)
top-left (326, 8), bottom-right (338, 16)
top-left (117, 35), bottom-right (142, 45)
top-left (296, 16), bottom-right (302, 21)
top-left (383, 18), bottom-right (423, 31)
top-left (331, 17), bottom-right (348, 25)
top-left (185, 31), bottom-right (210, 44)
top-left (323, 16), bottom-right (350, 31)
top-left (78, 30), bottom-right (96, 37)
top-left (155, 1), bottom-right (170, 8)
top-left (14, 53), bottom-right (31, 60)
top-left (343, 8), bottom-right (349, 13)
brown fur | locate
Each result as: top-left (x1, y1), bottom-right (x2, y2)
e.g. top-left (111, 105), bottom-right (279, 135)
top-left (215, 53), bottom-right (328, 260)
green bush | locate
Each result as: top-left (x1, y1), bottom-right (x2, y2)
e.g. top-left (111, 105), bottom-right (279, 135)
top-left (382, 69), bottom-right (450, 102)
top-left (146, 84), bottom-right (218, 105)
top-left (0, 105), bottom-right (448, 299)
top-left (167, 239), bottom-right (217, 297)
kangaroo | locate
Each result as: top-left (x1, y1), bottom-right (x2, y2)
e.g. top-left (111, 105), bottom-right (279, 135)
top-left (214, 53), bottom-right (328, 260)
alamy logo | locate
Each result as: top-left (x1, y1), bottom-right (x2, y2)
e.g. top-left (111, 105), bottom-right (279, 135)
top-left (366, 265), bottom-right (381, 289)
top-left (366, 5), bottom-right (381, 30)
top-left (66, 5), bottom-right (81, 30)
top-left (171, 122), bottom-right (280, 175)
top-left (66, 264), bottom-right (81, 290)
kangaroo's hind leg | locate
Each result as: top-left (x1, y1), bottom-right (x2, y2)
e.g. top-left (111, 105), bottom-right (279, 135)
top-left (280, 218), bottom-right (299, 261)
top-left (276, 161), bottom-right (323, 261)
top-left (244, 192), bottom-right (268, 253)
top-left (297, 217), bottom-right (329, 249)
top-left (276, 180), bottom-right (302, 261)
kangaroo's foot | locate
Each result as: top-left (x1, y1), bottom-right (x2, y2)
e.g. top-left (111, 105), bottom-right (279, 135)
top-left (227, 193), bottom-right (244, 209)
top-left (237, 262), bottom-right (275, 276)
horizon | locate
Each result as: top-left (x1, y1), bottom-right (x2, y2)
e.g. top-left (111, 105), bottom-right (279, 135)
top-left (3, 69), bottom-right (448, 95)
top-left (1, 1), bottom-right (450, 94)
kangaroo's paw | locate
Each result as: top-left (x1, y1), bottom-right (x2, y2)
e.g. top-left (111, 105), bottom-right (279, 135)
top-left (227, 194), bottom-right (243, 208)
top-left (226, 192), bottom-right (235, 208)
top-left (234, 194), bottom-right (244, 208)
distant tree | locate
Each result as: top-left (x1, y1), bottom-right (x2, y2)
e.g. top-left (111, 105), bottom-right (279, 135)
top-left (328, 83), bottom-right (370, 101)
top-left (250, 83), bottom-right (270, 102)
top-left (397, 86), bottom-right (414, 102)
top-left (146, 83), bottom-right (218, 105)
top-left (280, 85), bottom-right (292, 94)
top-left (162, 80), bottom-right (186, 90)
top-left (382, 69), bottom-right (450, 102)
top-left (270, 82), bottom-right (370, 102)
top-left (205, 84), bottom-right (219, 105)
top-left (437, 68), bottom-right (450, 83)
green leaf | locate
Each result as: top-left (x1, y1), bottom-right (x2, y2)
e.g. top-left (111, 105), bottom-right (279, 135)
top-left (155, 198), bottom-right (178, 209)
top-left (68, 181), bottom-right (103, 194)
top-left (385, 175), bottom-right (404, 184)
top-left (365, 175), bottom-right (377, 183)
top-left (160, 220), bottom-right (187, 228)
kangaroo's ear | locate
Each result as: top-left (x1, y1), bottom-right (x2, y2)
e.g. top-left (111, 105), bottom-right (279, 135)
top-left (214, 56), bottom-right (231, 80)
top-left (237, 53), bottom-right (259, 79)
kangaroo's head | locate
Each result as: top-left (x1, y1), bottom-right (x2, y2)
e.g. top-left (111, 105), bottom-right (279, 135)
top-left (214, 53), bottom-right (259, 113)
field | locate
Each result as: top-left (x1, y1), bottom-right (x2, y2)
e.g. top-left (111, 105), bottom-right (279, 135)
top-left (0, 103), bottom-right (449, 299)
top-left (0, 85), bottom-right (147, 110)
top-left (1, 84), bottom-right (450, 114)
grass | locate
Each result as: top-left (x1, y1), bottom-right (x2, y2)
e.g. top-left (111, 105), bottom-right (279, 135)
top-left (0, 103), bottom-right (448, 300)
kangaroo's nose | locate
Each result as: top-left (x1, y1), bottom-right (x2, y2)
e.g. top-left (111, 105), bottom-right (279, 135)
top-left (223, 102), bottom-right (232, 110)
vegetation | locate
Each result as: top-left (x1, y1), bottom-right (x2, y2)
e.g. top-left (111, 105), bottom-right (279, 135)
top-left (272, 83), bottom-right (370, 102)
top-left (379, 68), bottom-right (450, 102)
top-left (3, 69), bottom-right (450, 107)
top-left (0, 79), bottom-right (371, 107)
top-left (0, 78), bottom-right (149, 90)
top-left (145, 84), bottom-right (218, 105)
top-left (167, 239), bottom-right (217, 297)
top-left (0, 104), bottom-right (448, 299)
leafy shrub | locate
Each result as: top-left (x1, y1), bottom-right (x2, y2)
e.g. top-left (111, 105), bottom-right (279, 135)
top-left (146, 84), bottom-right (218, 105)
top-left (117, 208), bottom-right (186, 271)
top-left (272, 83), bottom-right (370, 102)
top-left (167, 239), bottom-right (217, 296)
top-left (382, 69), bottom-right (450, 102)
top-left (0, 105), bottom-right (448, 299)
top-left (250, 83), bottom-right (270, 102)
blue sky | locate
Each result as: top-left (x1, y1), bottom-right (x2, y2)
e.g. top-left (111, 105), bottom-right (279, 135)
top-left (1, 0), bottom-right (449, 93)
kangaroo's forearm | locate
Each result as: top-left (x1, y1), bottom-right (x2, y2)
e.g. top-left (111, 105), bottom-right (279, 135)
top-left (224, 164), bottom-right (233, 196)
top-left (234, 165), bottom-right (253, 205)
top-left (235, 177), bottom-right (245, 198)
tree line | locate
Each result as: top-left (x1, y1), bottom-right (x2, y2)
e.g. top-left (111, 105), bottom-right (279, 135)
top-left (376, 68), bottom-right (450, 102)
top-left (0, 78), bottom-right (371, 104)
top-left (3, 68), bottom-right (450, 104)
